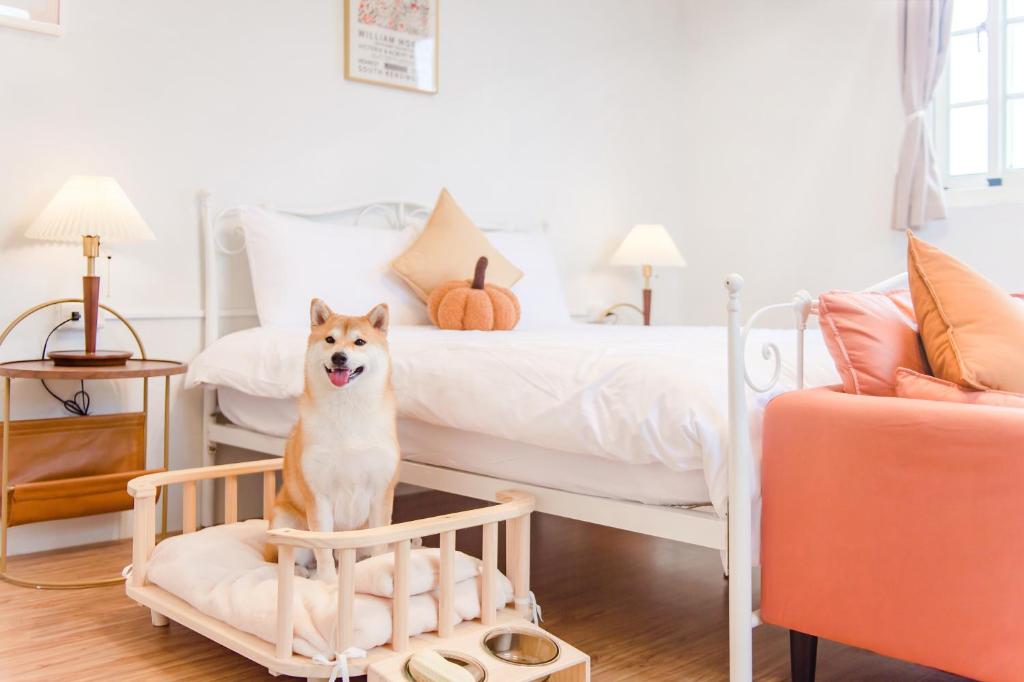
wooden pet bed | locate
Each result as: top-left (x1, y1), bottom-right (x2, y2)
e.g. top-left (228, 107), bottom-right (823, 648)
top-left (125, 458), bottom-right (589, 681)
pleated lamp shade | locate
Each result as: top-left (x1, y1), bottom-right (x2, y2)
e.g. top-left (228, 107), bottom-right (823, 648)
top-left (25, 176), bottom-right (154, 243)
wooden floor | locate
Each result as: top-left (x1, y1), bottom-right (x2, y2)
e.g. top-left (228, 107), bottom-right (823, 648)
top-left (1, 490), bottom-right (967, 681)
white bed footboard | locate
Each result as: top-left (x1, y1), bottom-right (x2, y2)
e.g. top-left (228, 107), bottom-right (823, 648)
top-left (724, 275), bottom-right (813, 682)
top-left (126, 462), bottom-right (536, 677)
top-left (724, 271), bottom-right (905, 681)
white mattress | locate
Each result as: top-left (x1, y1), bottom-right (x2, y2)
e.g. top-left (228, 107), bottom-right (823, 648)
top-left (190, 324), bottom-right (841, 515)
top-left (218, 386), bottom-right (712, 507)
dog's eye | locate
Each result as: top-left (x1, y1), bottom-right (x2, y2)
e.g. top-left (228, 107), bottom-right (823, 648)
top-left (325, 336), bottom-right (335, 344)
top-left (354, 339), bottom-right (366, 346)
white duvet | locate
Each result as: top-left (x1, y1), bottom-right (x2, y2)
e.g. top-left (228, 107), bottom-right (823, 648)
top-left (186, 324), bottom-right (839, 515)
top-left (188, 323), bottom-right (835, 509)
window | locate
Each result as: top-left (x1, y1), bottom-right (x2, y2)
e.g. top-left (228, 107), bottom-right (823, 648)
top-left (935, 0), bottom-right (1024, 187)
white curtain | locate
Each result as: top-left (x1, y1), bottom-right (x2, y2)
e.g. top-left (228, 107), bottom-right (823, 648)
top-left (892, 0), bottom-right (954, 231)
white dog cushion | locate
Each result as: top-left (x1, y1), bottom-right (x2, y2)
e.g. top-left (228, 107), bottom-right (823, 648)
top-left (146, 520), bottom-right (513, 658)
top-left (354, 547), bottom-right (482, 598)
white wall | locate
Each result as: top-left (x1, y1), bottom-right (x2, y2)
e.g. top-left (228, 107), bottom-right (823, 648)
top-left (1, 0), bottom-right (1020, 552)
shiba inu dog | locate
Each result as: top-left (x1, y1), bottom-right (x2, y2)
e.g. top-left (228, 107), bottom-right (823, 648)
top-left (263, 299), bottom-right (399, 580)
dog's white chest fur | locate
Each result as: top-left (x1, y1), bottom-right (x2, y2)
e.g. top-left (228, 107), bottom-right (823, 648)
top-left (300, 401), bottom-right (397, 531)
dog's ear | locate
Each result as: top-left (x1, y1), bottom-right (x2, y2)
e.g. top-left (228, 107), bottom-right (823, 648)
top-left (366, 303), bottom-right (389, 334)
top-left (310, 298), bottom-right (333, 327)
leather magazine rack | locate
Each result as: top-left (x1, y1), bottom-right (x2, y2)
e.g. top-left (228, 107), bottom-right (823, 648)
top-left (2, 412), bottom-right (163, 526)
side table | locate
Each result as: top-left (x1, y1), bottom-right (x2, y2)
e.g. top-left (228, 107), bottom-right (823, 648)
top-left (0, 359), bottom-right (186, 589)
top-left (0, 299), bottom-right (186, 589)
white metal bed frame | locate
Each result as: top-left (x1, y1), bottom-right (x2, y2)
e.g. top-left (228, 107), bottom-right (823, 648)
top-left (194, 190), bottom-right (895, 681)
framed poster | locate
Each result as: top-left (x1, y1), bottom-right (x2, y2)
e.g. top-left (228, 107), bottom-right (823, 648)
top-left (344, 0), bottom-right (438, 94)
top-left (0, 0), bottom-right (61, 35)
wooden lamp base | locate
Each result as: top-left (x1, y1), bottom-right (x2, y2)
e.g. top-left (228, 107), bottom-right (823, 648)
top-left (53, 265), bottom-right (132, 367)
top-left (48, 350), bottom-right (132, 367)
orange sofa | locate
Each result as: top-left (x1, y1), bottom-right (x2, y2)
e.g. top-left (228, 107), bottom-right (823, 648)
top-left (761, 386), bottom-right (1024, 681)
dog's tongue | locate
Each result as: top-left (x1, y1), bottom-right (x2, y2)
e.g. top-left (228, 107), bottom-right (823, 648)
top-left (328, 368), bottom-right (350, 387)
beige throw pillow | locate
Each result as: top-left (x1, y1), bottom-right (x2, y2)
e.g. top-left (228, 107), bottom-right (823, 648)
top-left (391, 189), bottom-right (523, 301)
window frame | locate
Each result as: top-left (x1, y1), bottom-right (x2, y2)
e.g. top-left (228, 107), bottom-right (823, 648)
top-left (935, 0), bottom-right (1012, 189)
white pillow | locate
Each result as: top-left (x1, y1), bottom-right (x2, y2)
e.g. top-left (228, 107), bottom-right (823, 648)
top-left (186, 326), bottom-right (306, 399)
top-left (354, 547), bottom-right (482, 598)
top-left (238, 207), bottom-right (430, 328)
top-left (487, 231), bottom-right (572, 329)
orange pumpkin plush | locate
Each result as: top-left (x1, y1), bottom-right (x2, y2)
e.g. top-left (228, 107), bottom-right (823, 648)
top-left (428, 257), bottom-right (521, 331)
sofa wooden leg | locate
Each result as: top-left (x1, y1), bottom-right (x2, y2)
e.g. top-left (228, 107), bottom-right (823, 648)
top-left (790, 629), bottom-right (818, 682)
top-left (150, 609), bottom-right (169, 627)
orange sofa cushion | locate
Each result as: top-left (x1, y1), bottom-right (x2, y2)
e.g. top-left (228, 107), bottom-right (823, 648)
top-left (907, 232), bottom-right (1024, 393)
top-left (895, 367), bottom-right (1024, 408)
top-left (761, 387), bottom-right (1024, 682)
top-left (817, 289), bottom-right (928, 396)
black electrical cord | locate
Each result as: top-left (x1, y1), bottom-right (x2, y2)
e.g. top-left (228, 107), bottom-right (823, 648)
top-left (40, 315), bottom-right (91, 416)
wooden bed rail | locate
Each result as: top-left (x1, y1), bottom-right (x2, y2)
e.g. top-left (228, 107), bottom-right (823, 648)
top-left (127, 457), bottom-right (283, 498)
top-left (126, 461), bottom-right (536, 666)
top-left (271, 490), bottom-right (535, 659)
top-left (266, 490), bottom-right (535, 549)
top-left (127, 459), bottom-right (284, 590)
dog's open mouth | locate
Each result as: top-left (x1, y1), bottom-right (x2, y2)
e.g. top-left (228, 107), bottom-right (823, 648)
top-left (324, 365), bottom-right (364, 387)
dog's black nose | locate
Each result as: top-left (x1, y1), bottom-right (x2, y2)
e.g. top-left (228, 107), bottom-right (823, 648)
top-left (330, 352), bottom-right (347, 367)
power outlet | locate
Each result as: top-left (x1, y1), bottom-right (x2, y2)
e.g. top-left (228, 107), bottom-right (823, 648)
top-left (55, 303), bottom-right (104, 331)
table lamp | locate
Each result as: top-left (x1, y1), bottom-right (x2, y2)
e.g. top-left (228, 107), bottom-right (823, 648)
top-left (609, 224), bottom-right (686, 325)
top-left (25, 176), bottom-right (154, 366)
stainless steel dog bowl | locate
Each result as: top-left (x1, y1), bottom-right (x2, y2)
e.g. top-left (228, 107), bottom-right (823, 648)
top-left (482, 627), bottom-right (560, 667)
top-left (405, 650), bottom-right (487, 682)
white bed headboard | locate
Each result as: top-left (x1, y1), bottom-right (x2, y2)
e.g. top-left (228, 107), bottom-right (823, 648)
top-left (197, 193), bottom-right (432, 350)
top-left (196, 190), bottom-right (550, 348)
